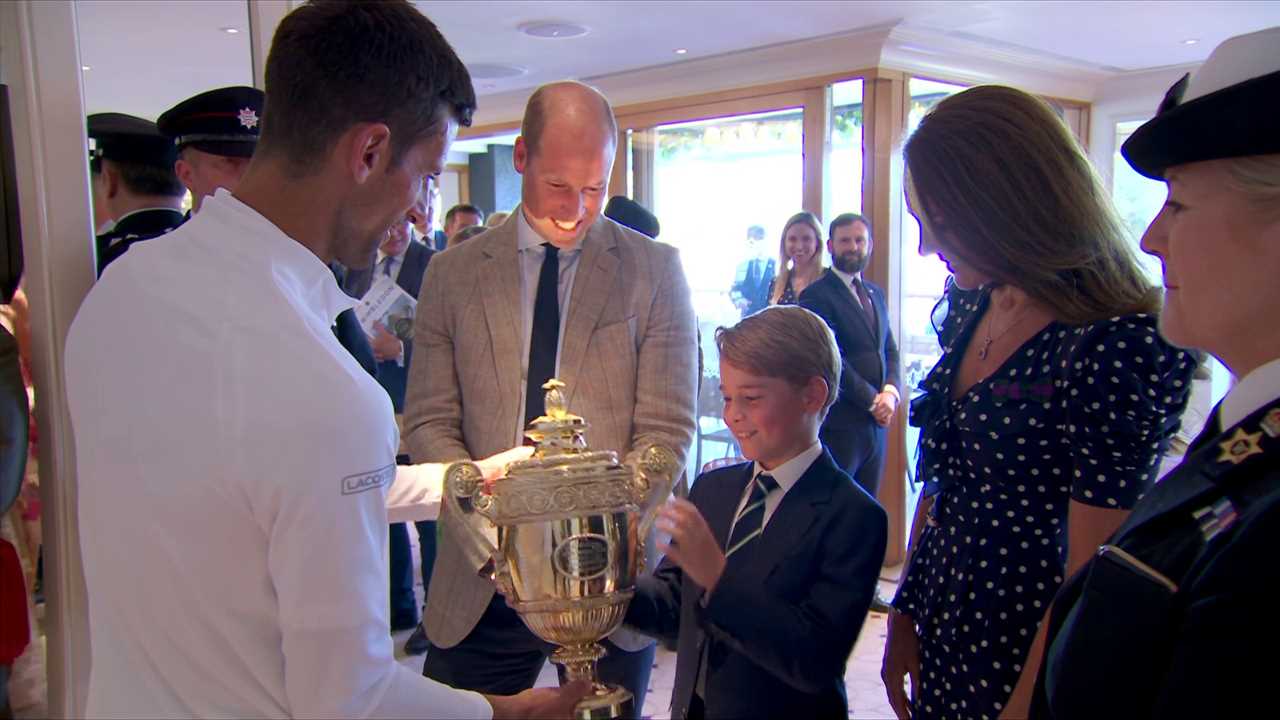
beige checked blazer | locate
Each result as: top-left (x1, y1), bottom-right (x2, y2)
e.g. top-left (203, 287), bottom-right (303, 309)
top-left (403, 209), bottom-right (698, 650)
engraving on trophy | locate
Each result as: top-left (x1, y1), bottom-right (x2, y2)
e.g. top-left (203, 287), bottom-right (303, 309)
top-left (553, 534), bottom-right (612, 580)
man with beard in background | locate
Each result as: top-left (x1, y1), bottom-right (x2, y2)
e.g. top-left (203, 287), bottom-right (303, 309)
top-left (799, 213), bottom-right (900, 496)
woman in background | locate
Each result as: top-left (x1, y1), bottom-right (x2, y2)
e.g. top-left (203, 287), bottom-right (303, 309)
top-left (880, 85), bottom-right (1195, 720)
top-left (769, 211), bottom-right (824, 305)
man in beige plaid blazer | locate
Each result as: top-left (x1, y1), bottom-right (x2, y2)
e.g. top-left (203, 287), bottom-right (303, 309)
top-left (402, 81), bottom-right (697, 708)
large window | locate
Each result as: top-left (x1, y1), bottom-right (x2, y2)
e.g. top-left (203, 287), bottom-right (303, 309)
top-left (826, 79), bottom-right (864, 218)
top-left (1112, 120), bottom-right (1167, 284)
top-left (897, 78), bottom-right (967, 535)
top-left (638, 108), bottom-right (807, 473)
top-left (624, 79), bottom-right (866, 476)
top-left (1111, 119), bottom-right (1231, 446)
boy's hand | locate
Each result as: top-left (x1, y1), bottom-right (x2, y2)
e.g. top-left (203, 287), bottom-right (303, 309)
top-left (655, 498), bottom-right (726, 593)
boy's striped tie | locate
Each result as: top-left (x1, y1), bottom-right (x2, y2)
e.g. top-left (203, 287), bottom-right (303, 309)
top-left (725, 473), bottom-right (779, 558)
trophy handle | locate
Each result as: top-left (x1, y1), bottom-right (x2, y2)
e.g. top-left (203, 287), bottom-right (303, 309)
top-left (443, 461), bottom-right (500, 560)
top-left (630, 444), bottom-right (679, 537)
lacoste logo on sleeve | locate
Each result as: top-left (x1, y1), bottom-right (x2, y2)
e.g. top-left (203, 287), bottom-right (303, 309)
top-left (341, 464), bottom-right (396, 496)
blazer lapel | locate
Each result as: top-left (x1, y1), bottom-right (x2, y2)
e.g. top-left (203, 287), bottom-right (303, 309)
top-left (479, 222), bottom-right (524, 406)
top-left (868, 282), bottom-right (887, 378)
top-left (750, 450), bottom-right (833, 579)
top-left (558, 218), bottom-right (619, 409)
top-left (396, 242), bottom-right (428, 297)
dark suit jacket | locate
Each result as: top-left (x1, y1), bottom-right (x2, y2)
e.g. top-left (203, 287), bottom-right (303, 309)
top-left (625, 450), bottom-right (888, 719)
top-left (1034, 395), bottom-right (1280, 719)
top-left (799, 270), bottom-right (900, 433)
top-left (96, 208), bottom-right (186, 276)
top-left (341, 241), bottom-right (434, 412)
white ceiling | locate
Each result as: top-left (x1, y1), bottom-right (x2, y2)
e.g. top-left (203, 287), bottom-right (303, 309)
top-left (77, 0), bottom-right (253, 119)
top-left (421, 0), bottom-right (1279, 94)
top-left (74, 0), bottom-right (1280, 120)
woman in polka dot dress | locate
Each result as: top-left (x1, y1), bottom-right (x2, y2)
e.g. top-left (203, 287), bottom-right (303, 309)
top-left (880, 86), bottom-right (1196, 720)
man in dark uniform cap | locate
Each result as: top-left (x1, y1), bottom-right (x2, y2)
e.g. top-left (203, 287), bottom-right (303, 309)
top-left (156, 85), bottom-right (263, 215)
top-left (88, 113), bottom-right (185, 275)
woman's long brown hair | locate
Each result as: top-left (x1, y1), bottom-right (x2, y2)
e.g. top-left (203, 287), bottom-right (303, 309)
top-left (905, 85), bottom-right (1159, 324)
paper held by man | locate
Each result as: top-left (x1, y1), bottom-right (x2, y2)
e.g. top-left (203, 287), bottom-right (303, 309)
top-left (355, 273), bottom-right (417, 340)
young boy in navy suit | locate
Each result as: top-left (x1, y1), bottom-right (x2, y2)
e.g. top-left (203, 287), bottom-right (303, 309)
top-left (625, 305), bottom-right (888, 719)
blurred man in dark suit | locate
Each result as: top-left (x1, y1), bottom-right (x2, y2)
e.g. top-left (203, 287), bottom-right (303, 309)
top-left (729, 225), bottom-right (773, 317)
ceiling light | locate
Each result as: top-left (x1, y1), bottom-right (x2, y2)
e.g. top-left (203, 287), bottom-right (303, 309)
top-left (81, 65), bottom-right (91, 71)
top-left (221, 27), bottom-right (240, 34)
top-left (518, 22), bottom-right (589, 39)
top-left (468, 63), bottom-right (528, 80)
top-left (1182, 38), bottom-right (1199, 45)
top-left (674, 48), bottom-right (688, 55)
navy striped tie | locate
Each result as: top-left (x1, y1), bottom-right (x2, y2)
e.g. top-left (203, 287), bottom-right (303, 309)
top-left (725, 473), bottom-right (779, 559)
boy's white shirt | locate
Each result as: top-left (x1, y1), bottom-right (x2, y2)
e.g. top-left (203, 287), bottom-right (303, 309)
top-left (732, 441), bottom-right (824, 531)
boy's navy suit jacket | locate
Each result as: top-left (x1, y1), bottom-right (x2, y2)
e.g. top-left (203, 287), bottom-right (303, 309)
top-left (625, 448), bottom-right (888, 719)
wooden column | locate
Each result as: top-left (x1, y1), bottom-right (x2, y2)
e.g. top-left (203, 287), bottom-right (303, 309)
top-left (801, 86), bottom-right (831, 216)
top-left (860, 69), bottom-right (909, 566)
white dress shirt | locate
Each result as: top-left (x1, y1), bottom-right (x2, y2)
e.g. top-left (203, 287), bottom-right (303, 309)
top-left (514, 206), bottom-right (583, 443)
top-left (1220, 356), bottom-right (1280, 430)
top-left (375, 244), bottom-right (409, 284)
top-left (65, 189), bottom-right (488, 719)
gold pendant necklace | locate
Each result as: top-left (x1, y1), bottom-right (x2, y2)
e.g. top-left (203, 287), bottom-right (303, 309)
top-left (977, 297), bottom-right (1032, 361)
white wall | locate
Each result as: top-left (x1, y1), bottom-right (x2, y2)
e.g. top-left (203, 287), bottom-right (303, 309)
top-left (1087, 63), bottom-right (1199, 188)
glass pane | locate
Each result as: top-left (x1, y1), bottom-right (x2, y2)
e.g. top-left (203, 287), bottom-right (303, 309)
top-left (644, 108), bottom-right (805, 475)
top-left (899, 77), bottom-right (967, 541)
top-left (1111, 119), bottom-right (1230, 458)
top-left (1112, 120), bottom-right (1166, 285)
top-left (826, 79), bottom-right (863, 218)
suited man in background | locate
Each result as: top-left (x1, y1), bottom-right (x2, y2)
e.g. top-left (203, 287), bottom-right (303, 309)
top-left (729, 225), bottom-right (773, 317)
top-left (404, 81), bottom-right (698, 709)
top-left (799, 213), bottom-right (899, 496)
top-left (342, 212), bottom-right (437, 647)
top-left (442, 203), bottom-right (484, 245)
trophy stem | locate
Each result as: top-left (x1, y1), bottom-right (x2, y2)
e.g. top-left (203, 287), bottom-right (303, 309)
top-left (551, 643), bottom-right (635, 719)
top-left (551, 642), bottom-right (606, 684)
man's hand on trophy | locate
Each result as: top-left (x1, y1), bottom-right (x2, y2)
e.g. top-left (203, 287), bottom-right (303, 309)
top-left (485, 679), bottom-right (592, 719)
top-left (655, 498), bottom-right (727, 593)
top-left (474, 446), bottom-right (534, 490)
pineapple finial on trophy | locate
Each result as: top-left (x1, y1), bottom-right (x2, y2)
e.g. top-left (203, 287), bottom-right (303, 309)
top-left (525, 378), bottom-right (589, 456)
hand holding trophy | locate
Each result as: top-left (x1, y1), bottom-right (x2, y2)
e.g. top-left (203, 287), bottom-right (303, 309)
top-left (445, 379), bottom-right (678, 719)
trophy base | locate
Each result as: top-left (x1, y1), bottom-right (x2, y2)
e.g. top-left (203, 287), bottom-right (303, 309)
top-left (573, 684), bottom-right (634, 720)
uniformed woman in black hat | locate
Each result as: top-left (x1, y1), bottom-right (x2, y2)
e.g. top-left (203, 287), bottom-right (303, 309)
top-left (1033, 25), bottom-right (1280, 719)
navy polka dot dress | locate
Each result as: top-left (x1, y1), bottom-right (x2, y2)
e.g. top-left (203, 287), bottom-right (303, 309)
top-left (892, 285), bottom-right (1195, 720)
